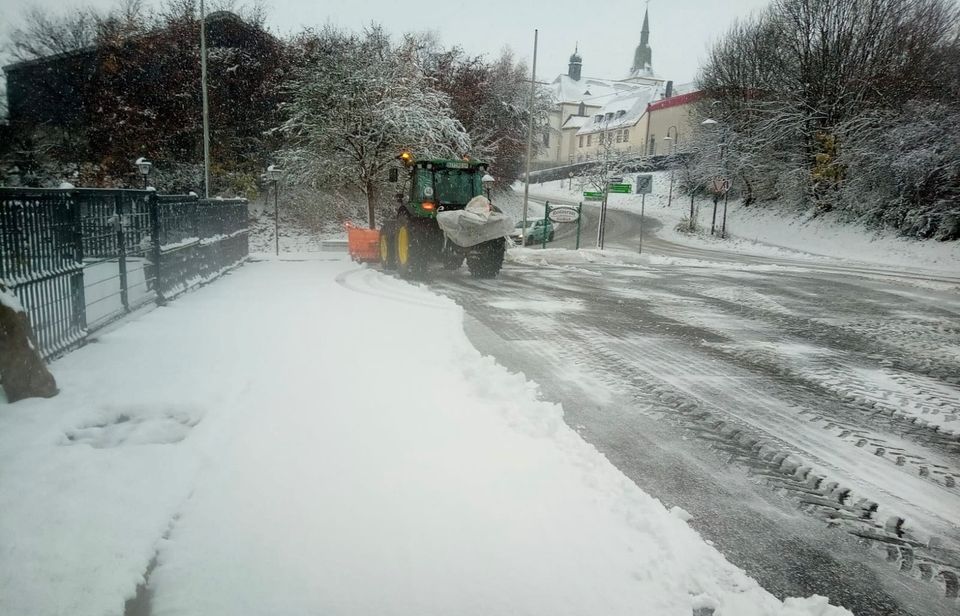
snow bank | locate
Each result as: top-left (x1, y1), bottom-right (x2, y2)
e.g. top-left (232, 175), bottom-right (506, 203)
top-left (0, 258), bottom-right (852, 616)
top-left (523, 176), bottom-right (960, 273)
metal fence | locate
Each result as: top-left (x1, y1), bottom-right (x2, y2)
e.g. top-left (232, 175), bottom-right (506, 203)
top-left (0, 188), bottom-right (248, 359)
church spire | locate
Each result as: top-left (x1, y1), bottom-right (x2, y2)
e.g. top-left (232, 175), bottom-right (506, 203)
top-left (630, 3), bottom-right (653, 78)
top-left (641, 7), bottom-right (650, 45)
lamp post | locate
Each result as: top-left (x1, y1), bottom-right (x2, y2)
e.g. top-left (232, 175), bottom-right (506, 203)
top-left (701, 118), bottom-right (728, 236)
top-left (135, 157), bottom-right (152, 189)
top-left (482, 173), bottom-right (495, 201)
top-left (267, 164), bottom-right (282, 256)
top-left (663, 125), bottom-right (678, 207)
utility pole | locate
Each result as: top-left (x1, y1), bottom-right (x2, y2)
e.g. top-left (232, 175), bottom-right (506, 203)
top-left (521, 29), bottom-right (538, 244)
top-left (200, 0), bottom-right (211, 199)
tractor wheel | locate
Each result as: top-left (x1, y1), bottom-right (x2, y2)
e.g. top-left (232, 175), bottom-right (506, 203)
top-left (379, 221), bottom-right (397, 270)
top-left (441, 248), bottom-right (465, 271)
top-left (395, 215), bottom-right (427, 279)
top-left (467, 238), bottom-right (506, 279)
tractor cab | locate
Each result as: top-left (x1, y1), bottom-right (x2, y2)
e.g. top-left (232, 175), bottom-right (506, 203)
top-left (390, 154), bottom-right (491, 218)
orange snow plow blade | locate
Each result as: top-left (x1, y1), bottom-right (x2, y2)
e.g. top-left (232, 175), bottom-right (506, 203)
top-left (345, 222), bottom-right (381, 263)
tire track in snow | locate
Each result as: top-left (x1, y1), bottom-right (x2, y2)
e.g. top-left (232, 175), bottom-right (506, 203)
top-left (428, 261), bottom-right (960, 604)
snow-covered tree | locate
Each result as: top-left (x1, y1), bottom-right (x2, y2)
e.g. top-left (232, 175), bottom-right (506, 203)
top-left (277, 26), bottom-right (471, 228)
top-left (694, 0), bottom-right (960, 237)
top-left (423, 44), bottom-right (550, 187)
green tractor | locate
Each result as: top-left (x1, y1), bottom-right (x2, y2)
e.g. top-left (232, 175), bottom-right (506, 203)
top-left (379, 153), bottom-right (513, 279)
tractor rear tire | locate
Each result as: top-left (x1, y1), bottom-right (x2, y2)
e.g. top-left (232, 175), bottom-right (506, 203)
top-left (467, 238), bottom-right (505, 279)
top-left (379, 221), bottom-right (397, 270)
top-left (441, 248), bottom-right (465, 271)
top-left (396, 215), bottom-right (427, 279)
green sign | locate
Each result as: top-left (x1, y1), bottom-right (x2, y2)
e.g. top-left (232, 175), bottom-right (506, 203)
top-left (583, 191), bottom-right (604, 201)
top-left (609, 183), bottom-right (632, 194)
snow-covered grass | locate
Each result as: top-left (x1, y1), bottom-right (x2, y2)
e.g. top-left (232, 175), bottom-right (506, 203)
top-left (524, 175), bottom-right (960, 274)
top-left (0, 256), bottom-right (852, 616)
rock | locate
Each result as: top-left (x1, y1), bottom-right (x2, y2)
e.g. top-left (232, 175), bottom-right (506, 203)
top-left (0, 284), bottom-right (58, 403)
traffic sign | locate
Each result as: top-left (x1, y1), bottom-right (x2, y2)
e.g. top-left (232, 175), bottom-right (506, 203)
top-left (609, 183), bottom-right (632, 194)
top-left (548, 206), bottom-right (580, 223)
top-left (710, 177), bottom-right (731, 194)
top-left (583, 191), bottom-right (604, 201)
top-left (635, 174), bottom-right (653, 194)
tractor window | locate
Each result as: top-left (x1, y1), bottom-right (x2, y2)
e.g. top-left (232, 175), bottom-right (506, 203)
top-left (434, 169), bottom-right (481, 205)
top-left (413, 168), bottom-right (433, 202)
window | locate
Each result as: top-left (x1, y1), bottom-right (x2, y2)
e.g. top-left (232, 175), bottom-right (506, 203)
top-left (623, 129), bottom-right (629, 142)
top-left (578, 135), bottom-right (584, 148)
top-left (616, 131), bottom-right (622, 143)
top-left (587, 134), bottom-right (592, 146)
top-left (648, 135), bottom-right (656, 155)
top-left (543, 131), bottom-right (550, 147)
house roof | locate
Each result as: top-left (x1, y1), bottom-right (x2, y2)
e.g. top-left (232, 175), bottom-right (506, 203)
top-left (561, 115), bottom-right (590, 130)
top-left (548, 74), bottom-right (642, 106)
top-left (576, 84), bottom-right (662, 135)
top-left (647, 90), bottom-right (704, 112)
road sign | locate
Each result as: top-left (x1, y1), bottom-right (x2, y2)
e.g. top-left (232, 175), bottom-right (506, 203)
top-left (548, 206), bottom-right (580, 223)
top-left (609, 183), bottom-right (632, 194)
top-left (635, 174), bottom-right (653, 194)
top-left (583, 191), bottom-right (604, 201)
top-left (710, 177), bottom-right (731, 194)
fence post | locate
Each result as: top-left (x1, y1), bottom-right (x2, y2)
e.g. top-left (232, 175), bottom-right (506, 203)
top-left (115, 194), bottom-right (129, 312)
top-left (70, 192), bottom-right (87, 331)
top-left (149, 192), bottom-right (165, 305)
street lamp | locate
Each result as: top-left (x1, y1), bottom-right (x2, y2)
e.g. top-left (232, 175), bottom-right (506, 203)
top-left (482, 173), bottom-right (495, 201)
top-left (266, 164), bottom-right (283, 256)
top-left (663, 126), bottom-right (679, 207)
top-left (135, 157), bottom-right (152, 189)
top-left (700, 119), bottom-right (728, 236)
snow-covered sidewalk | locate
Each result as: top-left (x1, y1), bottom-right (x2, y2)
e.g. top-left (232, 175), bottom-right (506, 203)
top-left (1, 255), bottom-right (851, 616)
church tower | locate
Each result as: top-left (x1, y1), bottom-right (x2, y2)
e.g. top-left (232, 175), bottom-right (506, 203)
top-left (630, 6), bottom-right (653, 78)
top-left (568, 45), bottom-right (582, 81)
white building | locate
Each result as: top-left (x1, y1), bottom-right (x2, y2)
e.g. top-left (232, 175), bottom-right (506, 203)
top-left (535, 7), bottom-right (675, 167)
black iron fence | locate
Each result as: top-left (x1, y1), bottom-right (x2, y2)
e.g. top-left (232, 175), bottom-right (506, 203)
top-left (0, 188), bottom-right (248, 359)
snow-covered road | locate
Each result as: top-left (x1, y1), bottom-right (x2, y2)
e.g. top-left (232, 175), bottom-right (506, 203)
top-left (427, 247), bottom-right (960, 616)
top-left (0, 256), bottom-right (852, 616)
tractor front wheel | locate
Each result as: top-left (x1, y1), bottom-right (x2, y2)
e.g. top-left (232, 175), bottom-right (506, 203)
top-left (379, 221), bottom-right (397, 270)
top-left (467, 238), bottom-right (506, 279)
top-left (395, 216), bottom-right (427, 279)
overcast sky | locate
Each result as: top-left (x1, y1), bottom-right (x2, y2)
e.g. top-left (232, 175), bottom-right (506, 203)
top-left (4, 0), bottom-right (773, 84)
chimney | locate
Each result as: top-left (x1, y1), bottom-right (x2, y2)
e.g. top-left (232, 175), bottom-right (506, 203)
top-left (665, 80), bottom-right (674, 99)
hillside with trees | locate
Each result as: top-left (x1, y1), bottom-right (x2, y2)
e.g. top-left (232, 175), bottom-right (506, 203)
top-left (686, 0), bottom-right (960, 240)
top-left (0, 0), bottom-right (543, 228)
